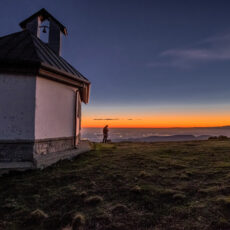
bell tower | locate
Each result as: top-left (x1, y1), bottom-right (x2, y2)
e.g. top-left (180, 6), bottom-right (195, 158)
top-left (19, 8), bottom-right (67, 56)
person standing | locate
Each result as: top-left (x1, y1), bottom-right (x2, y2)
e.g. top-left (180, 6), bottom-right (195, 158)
top-left (103, 125), bottom-right (109, 143)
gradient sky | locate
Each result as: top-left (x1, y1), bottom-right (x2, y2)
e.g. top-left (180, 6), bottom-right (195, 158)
top-left (1, 0), bottom-right (230, 127)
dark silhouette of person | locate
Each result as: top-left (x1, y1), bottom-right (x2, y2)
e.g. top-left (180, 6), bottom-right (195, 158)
top-left (103, 125), bottom-right (109, 143)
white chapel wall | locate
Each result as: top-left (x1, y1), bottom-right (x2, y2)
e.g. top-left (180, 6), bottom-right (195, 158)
top-left (35, 77), bottom-right (76, 139)
top-left (0, 74), bottom-right (36, 140)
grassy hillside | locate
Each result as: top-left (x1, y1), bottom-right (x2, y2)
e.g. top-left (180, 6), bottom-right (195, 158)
top-left (1, 141), bottom-right (230, 230)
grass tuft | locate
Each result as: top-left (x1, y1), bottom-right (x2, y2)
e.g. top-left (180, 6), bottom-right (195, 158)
top-left (131, 185), bottom-right (142, 193)
top-left (30, 209), bottom-right (48, 219)
top-left (26, 209), bottom-right (48, 225)
top-left (72, 213), bottom-right (85, 230)
top-left (61, 225), bottom-right (72, 230)
top-left (139, 170), bottom-right (151, 178)
top-left (216, 196), bottom-right (230, 208)
top-left (79, 191), bottom-right (87, 198)
top-left (111, 203), bottom-right (128, 214)
top-left (216, 217), bottom-right (230, 228)
top-left (172, 193), bottom-right (186, 200)
top-left (84, 195), bottom-right (103, 205)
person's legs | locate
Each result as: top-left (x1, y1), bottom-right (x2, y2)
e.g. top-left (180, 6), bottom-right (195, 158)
top-left (103, 135), bottom-right (108, 143)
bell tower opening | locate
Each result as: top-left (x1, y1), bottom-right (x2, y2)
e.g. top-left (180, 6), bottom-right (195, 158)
top-left (39, 20), bottom-right (50, 43)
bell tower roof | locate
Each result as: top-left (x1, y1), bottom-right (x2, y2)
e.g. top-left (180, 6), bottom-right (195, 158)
top-left (19, 8), bottom-right (67, 35)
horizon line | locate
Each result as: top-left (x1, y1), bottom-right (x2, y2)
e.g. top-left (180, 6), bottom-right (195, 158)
top-left (82, 125), bottom-right (230, 129)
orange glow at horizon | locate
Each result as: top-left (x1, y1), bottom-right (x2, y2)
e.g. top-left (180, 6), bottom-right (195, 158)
top-left (82, 114), bottom-right (230, 128)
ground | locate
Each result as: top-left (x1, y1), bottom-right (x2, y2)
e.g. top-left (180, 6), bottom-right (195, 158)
top-left (1, 141), bottom-right (230, 230)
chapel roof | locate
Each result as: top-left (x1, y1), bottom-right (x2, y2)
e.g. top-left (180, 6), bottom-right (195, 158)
top-left (0, 30), bottom-right (90, 84)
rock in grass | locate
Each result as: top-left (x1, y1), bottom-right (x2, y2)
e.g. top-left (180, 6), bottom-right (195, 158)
top-left (72, 213), bottom-right (85, 230)
top-left (84, 195), bottom-right (103, 205)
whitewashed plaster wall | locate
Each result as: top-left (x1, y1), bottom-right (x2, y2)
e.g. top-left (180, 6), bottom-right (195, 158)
top-left (35, 77), bottom-right (76, 139)
top-left (0, 74), bottom-right (36, 140)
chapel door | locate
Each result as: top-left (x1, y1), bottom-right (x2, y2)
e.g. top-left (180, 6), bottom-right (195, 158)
top-left (75, 91), bottom-right (81, 147)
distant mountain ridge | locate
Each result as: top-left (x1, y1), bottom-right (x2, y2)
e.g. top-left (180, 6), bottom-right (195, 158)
top-left (114, 134), bottom-right (211, 142)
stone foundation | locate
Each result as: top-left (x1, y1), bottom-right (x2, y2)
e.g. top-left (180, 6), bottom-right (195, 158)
top-left (33, 137), bottom-right (75, 167)
top-left (34, 137), bottom-right (75, 155)
top-left (34, 140), bottom-right (91, 168)
top-left (0, 140), bottom-right (91, 173)
top-left (0, 141), bottom-right (34, 162)
top-left (0, 137), bottom-right (87, 169)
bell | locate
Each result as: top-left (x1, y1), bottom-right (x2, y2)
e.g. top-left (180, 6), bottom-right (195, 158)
top-left (42, 27), bottom-right (47, 33)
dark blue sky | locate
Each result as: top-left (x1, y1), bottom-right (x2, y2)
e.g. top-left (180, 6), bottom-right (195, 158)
top-left (1, 0), bottom-right (230, 127)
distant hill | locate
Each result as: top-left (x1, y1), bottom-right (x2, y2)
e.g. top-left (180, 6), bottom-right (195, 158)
top-left (114, 134), bottom-right (211, 142)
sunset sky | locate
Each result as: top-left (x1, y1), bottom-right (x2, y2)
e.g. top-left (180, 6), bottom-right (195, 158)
top-left (2, 0), bottom-right (230, 128)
